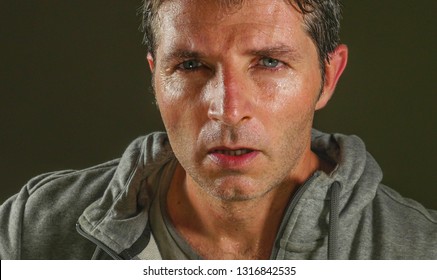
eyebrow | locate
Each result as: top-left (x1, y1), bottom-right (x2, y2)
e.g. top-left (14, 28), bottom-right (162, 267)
top-left (162, 44), bottom-right (302, 65)
top-left (162, 49), bottom-right (205, 66)
top-left (249, 45), bottom-right (302, 61)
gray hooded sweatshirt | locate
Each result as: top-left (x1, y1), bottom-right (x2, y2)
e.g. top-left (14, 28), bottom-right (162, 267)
top-left (1, 130), bottom-right (436, 259)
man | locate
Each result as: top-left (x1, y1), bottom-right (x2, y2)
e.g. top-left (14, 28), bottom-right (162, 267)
top-left (0, 0), bottom-right (436, 259)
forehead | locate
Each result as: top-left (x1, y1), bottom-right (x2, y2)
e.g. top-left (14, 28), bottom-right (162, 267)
top-left (157, 0), bottom-right (296, 22)
top-left (154, 0), bottom-right (311, 56)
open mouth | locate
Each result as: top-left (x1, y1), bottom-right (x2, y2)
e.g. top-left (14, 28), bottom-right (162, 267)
top-left (210, 148), bottom-right (254, 156)
top-left (207, 147), bottom-right (259, 168)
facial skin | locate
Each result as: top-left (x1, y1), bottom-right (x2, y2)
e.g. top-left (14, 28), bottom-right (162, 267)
top-left (148, 0), bottom-right (347, 259)
top-left (149, 0), bottom-right (347, 203)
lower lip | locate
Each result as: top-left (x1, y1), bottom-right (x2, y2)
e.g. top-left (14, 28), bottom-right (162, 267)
top-left (207, 151), bottom-right (259, 169)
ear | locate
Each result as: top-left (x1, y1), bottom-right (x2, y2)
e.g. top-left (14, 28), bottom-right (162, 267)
top-left (147, 52), bottom-right (155, 72)
top-left (315, 44), bottom-right (348, 110)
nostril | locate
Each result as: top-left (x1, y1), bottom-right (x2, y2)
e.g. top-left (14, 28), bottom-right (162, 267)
top-left (208, 103), bottom-right (252, 126)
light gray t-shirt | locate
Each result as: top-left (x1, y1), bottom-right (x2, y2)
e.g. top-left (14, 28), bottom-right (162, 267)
top-left (138, 158), bottom-right (202, 259)
top-left (137, 158), bottom-right (290, 260)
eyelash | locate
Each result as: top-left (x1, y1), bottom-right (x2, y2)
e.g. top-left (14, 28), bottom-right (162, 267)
top-left (177, 60), bottom-right (204, 71)
top-left (255, 57), bottom-right (285, 71)
top-left (175, 57), bottom-right (285, 72)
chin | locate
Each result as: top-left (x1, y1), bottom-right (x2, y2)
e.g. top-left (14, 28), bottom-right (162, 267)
top-left (205, 177), bottom-right (275, 202)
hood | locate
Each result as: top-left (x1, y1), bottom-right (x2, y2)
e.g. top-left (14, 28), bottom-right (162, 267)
top-left (78, 132), bottom-right (174, 256)
top-left (311, 129), bottom-right (382, 223)
top-left (275, 129), bottom-right (383, 259)
top-left (78, 129), bottom-right (383, 259)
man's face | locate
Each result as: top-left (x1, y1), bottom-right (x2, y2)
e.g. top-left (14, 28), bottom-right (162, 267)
top-left (150, 0), bottom-right (327, 201)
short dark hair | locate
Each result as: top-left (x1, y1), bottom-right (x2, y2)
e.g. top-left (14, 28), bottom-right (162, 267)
top-left (141, 0), bottom-right (342, 76)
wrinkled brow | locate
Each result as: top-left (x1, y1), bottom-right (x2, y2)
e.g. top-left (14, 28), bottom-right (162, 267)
top-left (161, 49), bottom-right (204, 66)
top-left (249, 45), bottom-right (302, 62)
top-left (161, 44), bottom-right (302, 65)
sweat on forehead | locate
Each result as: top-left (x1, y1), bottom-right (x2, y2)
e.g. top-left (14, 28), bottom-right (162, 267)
top-left (154, 0), bottom-right (309, 58)
top-left (151, 1), bottom-right (299, 47)
top-left (144, 1), bottom-right (300, 47)
top-left (142, 0), bottom-right (342, 74)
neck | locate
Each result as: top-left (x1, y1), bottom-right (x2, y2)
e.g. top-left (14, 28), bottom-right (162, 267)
top-left (166, 150), bottom-right (325, 259)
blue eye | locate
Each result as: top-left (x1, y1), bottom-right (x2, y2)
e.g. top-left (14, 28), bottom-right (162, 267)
top-left (260, 57), bottom-right (280, 68)
top-left (180, 60), bottom-right (202, 70)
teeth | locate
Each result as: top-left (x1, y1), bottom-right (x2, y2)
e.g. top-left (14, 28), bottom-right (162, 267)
top-left (216, 149), bottom-right (251, 156)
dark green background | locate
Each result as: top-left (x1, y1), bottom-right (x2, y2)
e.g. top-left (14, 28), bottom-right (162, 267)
top-left (1, 1), bottom-right (436, 208)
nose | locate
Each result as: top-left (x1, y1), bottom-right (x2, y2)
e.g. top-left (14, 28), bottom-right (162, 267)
top-left (207, 67), bottom-right (253, 127)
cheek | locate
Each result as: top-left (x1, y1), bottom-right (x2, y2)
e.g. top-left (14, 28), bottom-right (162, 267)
top-left (155, 72), bottom-right (186, 107)
top-left (155, 74), bottom-right (206, 139)
top-left (254, 72), bottom-right (319, 117)
top-left (253, 72), bottom-right (319, 155)
top-left (155, 75), bottom-right (183, 135)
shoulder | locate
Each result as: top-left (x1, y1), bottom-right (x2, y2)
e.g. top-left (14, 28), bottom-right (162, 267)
top-left (25, 159), bottom-right (120, 204)
top-left (0, 132), bottom-right (173, 259)
top-left (0, 159), bottom-right (119, 259)
top-left (369, 184), bottom-right (437, 258)
top-left (15, 159), bottom-right (121, 217)
top-left (374, 184), bottom-right (437, 226)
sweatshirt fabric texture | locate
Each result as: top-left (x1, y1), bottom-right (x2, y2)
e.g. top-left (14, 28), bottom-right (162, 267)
top-left (1, 129), bottom-right (436, 259)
